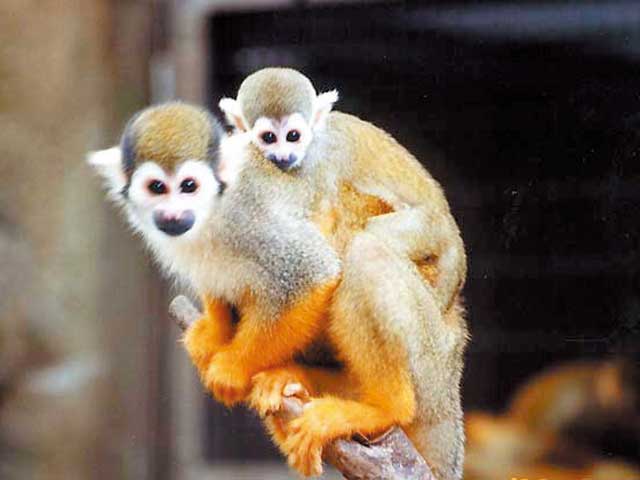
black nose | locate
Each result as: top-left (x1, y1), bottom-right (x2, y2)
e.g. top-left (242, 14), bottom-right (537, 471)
top-left (267, 153), bottom-right (298, 171)
top-left (153, 210), bottom-right (195, 236)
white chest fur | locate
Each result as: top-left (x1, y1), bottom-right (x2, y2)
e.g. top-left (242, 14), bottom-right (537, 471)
top-left (150, 232), bottom-right (258, 304)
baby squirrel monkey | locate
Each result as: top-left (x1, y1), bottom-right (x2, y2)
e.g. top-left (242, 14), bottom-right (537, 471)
top-left (220, 68), bottom-right (466, 312)
top-left (184, 68), bottom-right (467, 479)
top-left (88, 102), bottom-right (342, 406)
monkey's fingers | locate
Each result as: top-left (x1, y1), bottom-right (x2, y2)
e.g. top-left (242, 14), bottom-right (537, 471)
top-left (169, 295), bottom-right (201, 331)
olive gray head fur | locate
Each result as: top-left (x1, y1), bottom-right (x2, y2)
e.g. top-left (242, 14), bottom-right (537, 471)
top-left (237, 68), bottom-right (317, 129)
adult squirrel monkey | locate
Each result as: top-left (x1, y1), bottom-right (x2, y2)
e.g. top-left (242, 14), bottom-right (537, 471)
top-left (89, 88), bottom-right (468, 478)
top-left (205, 68), bottom-right (468, 479)
top-left (88, 102), bottom-right (341, 407)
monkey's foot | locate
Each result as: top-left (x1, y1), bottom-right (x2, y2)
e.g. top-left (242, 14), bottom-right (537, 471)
top-left (281, 400), bottom-right (341, 477)
top-left (281, 396), bottom-right (402, 477)
top-left (182, 316), bottom-right (220, 372)
top-left (248, 366), bottom-right (311, 417)
top-left (264, 415), bottom-right (290, 454)
top-left (205, 352), bottom-right (251, 407)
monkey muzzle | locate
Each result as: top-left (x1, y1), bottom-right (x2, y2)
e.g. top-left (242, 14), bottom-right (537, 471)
top-left (153, 210), bottom-right (195, 236)
top-left (267, 153), bottom-right (298, 171)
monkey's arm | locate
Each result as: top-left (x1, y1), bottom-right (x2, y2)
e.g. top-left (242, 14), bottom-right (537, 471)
top-left (182, 295), bottom-right (235, 372)
top-left (201, 279), bottom-right (338, 407)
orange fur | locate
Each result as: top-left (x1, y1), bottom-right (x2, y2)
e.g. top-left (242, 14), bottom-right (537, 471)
top-left (248, 365), bottom-right (314, 417)
top-left (283, 392), bottom-right (415, 476)
top-left (202, 279), bottom-right (339, 407)
top-left (181, 98), bottom-right (466, 477)
top-left (182, 295), bottom-right (234, 373)
top-left (184, 177), bottom-right (462, 476)
top-left (260, 181), bottom-right (421, 474)
top-left (416, 256), bottom-right (439, 287)
top-left (255, 365), bottom-right (356, 459)
top-left (330, 182), bottom-right (394, 253)
top-left (249, 364), bottom-right (356, 416)
top-left (186, 179), bottom-right (449, 473)
top-left (309, 205), bottom-right (337, 239)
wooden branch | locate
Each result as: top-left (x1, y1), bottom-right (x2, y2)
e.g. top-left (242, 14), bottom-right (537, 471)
top-left (169, 295), bottom-right (436, 480)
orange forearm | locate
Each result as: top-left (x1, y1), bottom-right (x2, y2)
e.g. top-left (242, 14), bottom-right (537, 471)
top-left (220, 279), bottom-right (337, 376)
top-left (182, 295), bottom-right (234, 373)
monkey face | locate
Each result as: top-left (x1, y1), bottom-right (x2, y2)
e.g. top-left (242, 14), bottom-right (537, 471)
top-left (88, 147), bottom-right (222, 244)
top-left (126, 160), bottom-right (221, 241)
top-left (252, 113), bottom-right (313, 171)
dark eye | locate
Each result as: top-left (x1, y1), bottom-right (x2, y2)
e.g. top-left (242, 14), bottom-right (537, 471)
top-left (148, 180), bottom-right (167, 195)
top-left (180, 178), bottom-right (198, 193)
top-left (286, 130), bottom-right (301, 142)
top-left (261, 131), bottom-right (277, 144)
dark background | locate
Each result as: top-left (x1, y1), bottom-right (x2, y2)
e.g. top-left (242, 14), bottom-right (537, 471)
top-left (202, 0), bottom-right (640, 460)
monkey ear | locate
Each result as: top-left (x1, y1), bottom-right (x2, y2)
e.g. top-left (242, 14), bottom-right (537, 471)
top-left (86, 146), bottom-right (127, 196)
top-left (312, 89), bottom-right (339, 130)
top-left (219, 97), bottom-right (249, 132)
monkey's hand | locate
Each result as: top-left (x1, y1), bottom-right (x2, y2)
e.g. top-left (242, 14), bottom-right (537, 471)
top-left (248, 365), bottom-right (312, 418)
top-left (205, 350), bottom-right (252, 407)
top-left (182, 296), bottom-right (234, 373)
top-left (183, 317), bottom-right (222, 373)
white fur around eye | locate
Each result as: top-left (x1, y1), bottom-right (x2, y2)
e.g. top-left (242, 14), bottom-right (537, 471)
top-left (283, 113), bottom-right (311, 141)
top-left (129, 162), bottom-right (169, 204)
top-left (175, 160), bottom-right (219, 199)
top-left (253, 117), bottom-right (279, 144)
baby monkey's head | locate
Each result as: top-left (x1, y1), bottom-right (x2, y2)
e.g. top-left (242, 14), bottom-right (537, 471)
top-left (219, 67), bottom-right (338, 171)
top-left (88, 102), bottom-right (226, 245)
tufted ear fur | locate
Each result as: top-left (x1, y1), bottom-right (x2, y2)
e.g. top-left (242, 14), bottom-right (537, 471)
top-left (86, 146), bottom-right (127, 199)
top-left (312, 89), bottom-right (339, 130)
top-left (219, 97), bottom-right (249, 132)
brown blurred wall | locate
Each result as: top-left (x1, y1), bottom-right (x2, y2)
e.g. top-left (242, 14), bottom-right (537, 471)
top-left (0, 1), bottom-right (164, 479)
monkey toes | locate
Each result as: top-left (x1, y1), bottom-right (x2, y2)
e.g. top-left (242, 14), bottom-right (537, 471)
top-left (280, 401), bottom-right (336, 477)
top-left (248, 367), bottom-right (311, 417)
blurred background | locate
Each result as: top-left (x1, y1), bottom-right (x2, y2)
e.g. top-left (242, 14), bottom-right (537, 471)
top-left (1, 0), bottom-right (639, 479)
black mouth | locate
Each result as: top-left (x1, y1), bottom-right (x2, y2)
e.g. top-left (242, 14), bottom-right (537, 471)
top-left (267, 154), bottom-right (298, 171)
top-left (153, 211), bottom-right (195, 237)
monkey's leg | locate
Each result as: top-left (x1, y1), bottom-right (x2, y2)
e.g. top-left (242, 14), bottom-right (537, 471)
top-left (249, 362), bottom-right (357, 454)
top-left (203, 279), bottom-right (339, 407)
top-left (348, 232), bottom-right (466, 480)
top-left (280, 388), bottom-right (416, 477)
top-left (365, 203), bottom-right (466, 313)
top-left (248, 363), bottom-right (355, 415)
top-left (182, 295), bottom-right (235, 373)
top-left (283, 233), bottom-right (466, 479)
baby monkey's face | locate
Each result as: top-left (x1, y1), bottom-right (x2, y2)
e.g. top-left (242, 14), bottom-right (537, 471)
top-left (127, 159), bottom-right (221, 242)
top-left (251, 113), bottom-right (313, 171)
